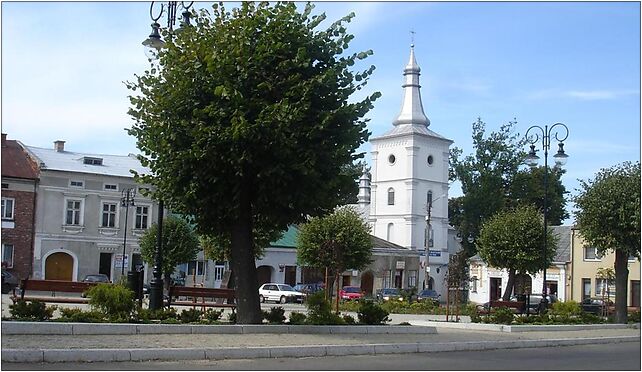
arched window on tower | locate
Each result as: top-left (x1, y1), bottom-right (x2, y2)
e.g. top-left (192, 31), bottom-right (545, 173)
top-left (427, 190), bottom-right (433, 207)
top-left (388, 188), bottom-right (395, 205)
top-left (387, 223), bottom-right (394, 241)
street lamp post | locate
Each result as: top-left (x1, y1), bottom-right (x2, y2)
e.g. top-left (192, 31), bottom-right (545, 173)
top-left (142, 1), bottom-right (190, 310)
top-left (524, 123), bottom-right (569, 313)
top-left (121, 188), bottom-right (136, 276)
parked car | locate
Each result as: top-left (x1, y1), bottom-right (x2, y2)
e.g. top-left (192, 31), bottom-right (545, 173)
top-left (416, 289), bottom-right (440, 302)
top-left (293, 283), bottom-right (324, 295)
top-left (81, 274), bottom-right (110, 283)
top-left (258, 283), bottom-right (305, 304)
top-left (376, 288), bottom-right (404, 302)
top-left (1, 269), bottom-right (19, 294)
top-left (581, 297), bottom-right (615, 315)
top-left (339, 286), bottom-right (364, 300)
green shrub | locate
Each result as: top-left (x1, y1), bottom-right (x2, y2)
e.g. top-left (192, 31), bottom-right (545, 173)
top-left (400, 287), bottom-right (417, 302)
top-left (227, 311), bottom-right (237, 324)
top-left (288, 312), bottom-right (307, 325)
top-left (86, 283), bottom-right (136, 321)
top-left (469, 308), bottom-right (482, 323)
top-left (398, 321), bottom-right (411, 326)
top-left (380, 300), bottom-right (409, 314)
top-left (408, 300), bottom-right (438, 314)
top-left (136, 307), bottom-right (178, 322)
top-left (628, 311), bottom-right (640, 324)
top-left (203, 309), bottom-right (223, 322)
top-left (358, 300), bottom-right (390, 325)
top-left (161, 317), bottom-right (180, 324)
top-left (180, 308), bottom-right (203, 323)
top-left (580, 312), bottom-right (606, 324)
top-left (263, 307), bottom-right (286, 324)
top-left (305, 291), bottom-right (344, 325)
top-left (9, 300), bottom-right (57, 321)
top-left (489, 307), bottom-right (514, 325)
top-left (58, 308), bottom-right (105, 323)
top-left (549, 301), bottom-right (582, 323)
top-left (338, 300), bottom-right (361, 312)
top-left (342, 314), bottom-right (356, 324)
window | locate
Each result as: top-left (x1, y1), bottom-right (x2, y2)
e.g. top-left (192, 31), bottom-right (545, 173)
top-left (83, 157), bottom-right (103, 166)
top-left (101, 203), bottom-right (117, 227)
top-left (407, 270), bottom-right (418, 288)
top-left (135, 206), bottom-right (149, 229)
top-left (70, 180), bottom-right (84, 188)
top-left (65, 199), bottom-right (82, 225)
top-left (582, 278), bottom-right (591, 300)
top-left (104, 184), bottom-right (118, 191)
top-left (584, 246), bottom-right (601, 261)
top-left (1, 198), bottom-right (15, 220)
top-left (427, 190), bottom-right (433, 207)
top-left (187, 260), bottom-right (205, 276)
top-left (596, 278), bottom-right (616, 297)
top-left (427, 155), bottom-right (434, 165)
top-left (387, 223), bottom-right (394, 242)
top-left (382, 270), bottom-right (392, 288)
top-left (2, 244), bottom-right (13, 268)
top-left (1, 183), bottom-right (8, 189)
top-left (471, 276), bottom-right (478, 293)
top-left (388, 154), bottom-right (396, 164)
top-left (214, 265), bottom-right (225, 281)
top-left (387, 188), bottom-right (395, 205)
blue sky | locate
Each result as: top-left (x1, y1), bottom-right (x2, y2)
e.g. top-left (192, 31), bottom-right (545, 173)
top-left (2, 2), bottom-right (640, 224)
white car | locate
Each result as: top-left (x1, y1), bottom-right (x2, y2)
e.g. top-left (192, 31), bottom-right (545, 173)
top-left (258, 283), bottom-right (305, 304)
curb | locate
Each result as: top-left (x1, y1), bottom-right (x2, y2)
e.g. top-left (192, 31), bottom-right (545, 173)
top-left (410, 321), bottom-right (641, 333)
top-left (2, 336), bottom-right (638, 363)
top-left (0, 322), bottom-right (436, 335)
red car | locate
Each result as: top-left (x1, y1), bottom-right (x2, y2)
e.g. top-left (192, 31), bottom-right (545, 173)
top-left (340, 286), bottom-right (363, 300)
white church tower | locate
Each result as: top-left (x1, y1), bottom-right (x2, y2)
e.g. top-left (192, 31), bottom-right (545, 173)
top-left (369, 45), bottom-right (453, 292)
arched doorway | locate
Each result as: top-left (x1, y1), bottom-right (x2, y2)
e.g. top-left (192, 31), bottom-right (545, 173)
top-left (45, 252), bottom-right (73, 281)
top-left (256, 265), bottom-right (273, 287)
top-left (360, 271), bottom-right (374, 295)
top-left (427, 276), bottom-right (435, 290)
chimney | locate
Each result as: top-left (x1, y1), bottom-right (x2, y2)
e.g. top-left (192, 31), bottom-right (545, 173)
top-left (54, 140), bottom-right (65, 152)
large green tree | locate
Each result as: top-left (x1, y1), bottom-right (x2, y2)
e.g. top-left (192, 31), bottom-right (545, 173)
top-left (138, 215), bottom-right (200, 288)
top-left (476, 205), bottom-right (557, 300)
top-left (127, 3), bottom-right (379, 323)
top-left (297, 207), bottom-right (373, 312)
top-left (449, 118), bottom-right (527, 256)
top-left (449, 118), bottom-right (568, 256)
top-left (574, 161), bottom-right (640, 323)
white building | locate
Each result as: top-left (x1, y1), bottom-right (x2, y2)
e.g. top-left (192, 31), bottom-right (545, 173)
top-left (360, 45), bottom-right (453, 295)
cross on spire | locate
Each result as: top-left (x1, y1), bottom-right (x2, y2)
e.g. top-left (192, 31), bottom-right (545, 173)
top-left (410, 29), bottom-right (416, 46)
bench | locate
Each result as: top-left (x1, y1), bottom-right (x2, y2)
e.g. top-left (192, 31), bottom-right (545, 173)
top-left (11, 279), bottom-right (105, 305)
top-left (167, 286), bottom-right (237, 312)
top-left (482, 300), bottom-right (526, 314)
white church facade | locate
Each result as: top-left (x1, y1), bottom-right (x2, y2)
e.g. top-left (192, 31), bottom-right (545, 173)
top-left (358, 45), bottom-right (456, 295)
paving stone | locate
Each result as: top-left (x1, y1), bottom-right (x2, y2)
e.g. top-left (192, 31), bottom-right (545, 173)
top-left (43, 349), bottom-right (130, 362)
top-left (205, 347), bottom-right (270, 360)
top-left (1, 349), bottom-right (43, 362)
top-left (129, 348), bottom-right (206, 361)
top-left (269, 345), bottom-right (327, 358)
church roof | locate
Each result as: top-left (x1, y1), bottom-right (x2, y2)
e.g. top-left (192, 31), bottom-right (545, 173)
top-left (371, 124), bottom-right (453, 143)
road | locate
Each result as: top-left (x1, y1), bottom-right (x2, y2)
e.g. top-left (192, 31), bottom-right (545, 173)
top-left (4, 342), bottom-right (640, 370)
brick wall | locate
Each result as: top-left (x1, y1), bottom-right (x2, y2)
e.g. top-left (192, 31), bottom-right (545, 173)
top-left (1, 189), bottom-right (36, 279)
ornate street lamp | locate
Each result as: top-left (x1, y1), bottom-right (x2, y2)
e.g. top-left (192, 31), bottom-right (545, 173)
top-left (524, 123), bottom-right (569, 313)
top-left (120, 188), bottom-right (136, 276)
top-left (142, 1), bottom-right (194, 60)
top-left (142, 1), bottom-right (192, 310)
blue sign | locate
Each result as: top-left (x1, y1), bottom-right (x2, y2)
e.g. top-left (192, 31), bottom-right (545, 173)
top-left (428, 250), bottom-right (441, 257)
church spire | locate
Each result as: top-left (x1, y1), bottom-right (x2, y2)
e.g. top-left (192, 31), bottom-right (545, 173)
top-left (393, 44), bottom-right (430, 127)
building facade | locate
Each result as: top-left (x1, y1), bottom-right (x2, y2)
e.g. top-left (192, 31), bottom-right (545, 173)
top-left (24, 140), bottom-right (161, 283)
top-left (366, 45), bottom-right (453, 294)
top-left (568, 227), bottom-right (640, 307)
top-left (468, 226), bottom-right (572, 303)
top-left (1, 133), bottom-right (40, 280)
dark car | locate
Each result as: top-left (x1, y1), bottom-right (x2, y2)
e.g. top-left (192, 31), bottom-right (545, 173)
top-left (376, 288), bottom-right (404, 302)
top-left (81, 274), bottom-right (110, 283)
top-left (1, 269), bottom-right (19, 294)
top-left (417, 289), bottom-right (440, 302)
top-left (293, 283), bottom-right (324, 295)
top-left (581, 297), bottom-right (614, 315)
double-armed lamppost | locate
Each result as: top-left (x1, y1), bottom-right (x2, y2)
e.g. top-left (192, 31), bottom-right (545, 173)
top-left (524, 123), bottom-right (569, 312)
top-left (142, 1), bottom-right (191, 310)
top-left (142, 1), bottom-right (194, 59)
top-left (121, 188), bottom-right (136, 276)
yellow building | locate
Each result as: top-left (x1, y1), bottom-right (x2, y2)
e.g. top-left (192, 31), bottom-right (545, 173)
top-left (568, 227), bottom-right (640, 307)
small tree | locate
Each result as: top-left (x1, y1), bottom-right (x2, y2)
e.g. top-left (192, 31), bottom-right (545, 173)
top-left (477, 205), bottom-right (557, 300)
top-left (297, 207), bottom-right (373, 312)
top-left (138, 215), bottom-right (200, 288)
top-left (574, 161), bottom-right (641, 323)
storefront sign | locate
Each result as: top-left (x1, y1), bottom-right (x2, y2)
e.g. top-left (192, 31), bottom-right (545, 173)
top-left (396, 261), bottom-right (405, 269)
top-left (114, 254), bottom-right (129, 269)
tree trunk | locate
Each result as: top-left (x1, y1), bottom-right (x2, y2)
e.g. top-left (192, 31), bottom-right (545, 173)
top-left (335, 272), bottom-right (340, 314)
top-left (502, 268), bottom-right (516, 301)
top-left (614, 249), bottom-right (629, 324)
top-left (229, 184), bottom-right (262, 324)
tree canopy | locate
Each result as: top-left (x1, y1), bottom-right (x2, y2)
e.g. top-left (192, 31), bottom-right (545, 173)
top-left (476, 204), bottom-right (557, 300)
top-left (138, 215), bottom-right (200, 281)
top-left (574, 161), bottom-right (640, 323)
top-left (126, 2), bottom-right (379, 323)
top-left (449, 118), bottom-right (568, 256)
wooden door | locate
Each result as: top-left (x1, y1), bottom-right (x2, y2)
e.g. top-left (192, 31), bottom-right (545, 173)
top-left (631, 280), bottom-right (640, 307)
top-left (45, 252), bottom-right (73, 281)
top-left (360, 271), bottom-right (373, 295)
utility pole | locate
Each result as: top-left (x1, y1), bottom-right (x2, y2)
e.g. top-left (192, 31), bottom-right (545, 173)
top-left (424, 198), bottom-right (432, 290)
